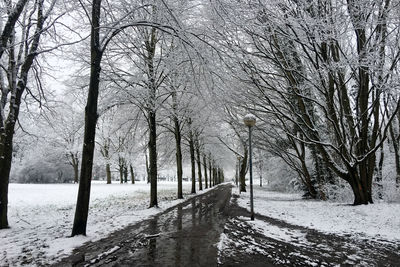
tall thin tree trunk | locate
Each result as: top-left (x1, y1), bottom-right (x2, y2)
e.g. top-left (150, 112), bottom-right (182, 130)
top-left (71, 0), bottom-right (103, 236)
top-left (203, 154), bottom-right (208, 189)
top-left (189, 119), bottom-right (196, 194)
top-left (389, 120), bottom-right (400, 185)
top-left (145, 151), bottom-right (150, 184)
top-left (235, 158), bottom-right (239, 187)
top-left (173, 92), bottom-right (183, 198)
top-left (149, 110), bottom-right (158, 207)
top-left (119, 156), bottom-right (124, 184)
top-left (146, 26), bottom-right (158, 207)
top-left (209, 156), bottom-right (212, 188)
top-left (195, 140), bottom-right (202, 191)
top-left (213, 166), bottom-right (217, 186)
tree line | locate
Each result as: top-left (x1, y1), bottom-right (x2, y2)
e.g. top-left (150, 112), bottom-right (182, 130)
top-left (1, 0), bottom-right (400, 235)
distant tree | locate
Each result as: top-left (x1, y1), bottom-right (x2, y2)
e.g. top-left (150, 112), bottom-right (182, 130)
top-left (195, 135), bottom-right (203, 191)
top-left (188, 118), bottom-right (196, 194)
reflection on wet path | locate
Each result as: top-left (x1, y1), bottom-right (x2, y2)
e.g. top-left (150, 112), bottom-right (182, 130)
top-left (57, 184), bottom-right (232, 267)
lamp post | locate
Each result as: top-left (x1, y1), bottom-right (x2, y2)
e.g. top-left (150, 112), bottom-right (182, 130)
top-left (243, 113), bottom-right (256, 221)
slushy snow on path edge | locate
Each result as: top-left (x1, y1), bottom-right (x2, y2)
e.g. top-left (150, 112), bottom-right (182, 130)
top-left (234, 185), bottom-right (400, 242)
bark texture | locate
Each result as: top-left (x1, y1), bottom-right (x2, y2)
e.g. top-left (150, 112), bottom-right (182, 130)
top-left (71, 0), bottom-right (103, 236)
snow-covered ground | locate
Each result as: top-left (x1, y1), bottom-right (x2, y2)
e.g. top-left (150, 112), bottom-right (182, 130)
top-left (0, 181), bottom-right (198, 266)
top-left (235, 186), bottom-right (400, 242)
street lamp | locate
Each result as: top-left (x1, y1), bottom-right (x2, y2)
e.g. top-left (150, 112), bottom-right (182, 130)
top-left (243, 113), bottom-right (256, 221)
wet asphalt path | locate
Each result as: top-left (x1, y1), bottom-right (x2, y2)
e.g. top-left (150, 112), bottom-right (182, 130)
top-left (57, 184), bottom-right (232, 267)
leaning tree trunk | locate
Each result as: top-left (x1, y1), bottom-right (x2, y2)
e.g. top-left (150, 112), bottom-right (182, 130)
top-left (0, 0), bottom-right (29, 59)
top-left (71, 0), bottom-right (103, 236)
top-left (239, 148), bottom-right (248, 193)
top-left (389, 119), bottom-right (400, 185)
top-left (145, 152), bottom-right (150, 184)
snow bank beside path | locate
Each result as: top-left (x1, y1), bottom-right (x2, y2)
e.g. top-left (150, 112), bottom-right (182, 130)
top-left (0, 181), bottom-right (204, 266)
top-left (235, 186), bottom-right (400, 242)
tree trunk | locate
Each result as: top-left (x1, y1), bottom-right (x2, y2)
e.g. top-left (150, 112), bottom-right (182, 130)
top-left (195, 140), bottom-right (203, 191)
top-left (347, 167), bottom-right (369, 205)
top-left (145, 151), bottom-right (150, 184)
top-left (235, 159), bottom-right (239, 187)
top-left (146, 26), bottom-right (158, 207)
top-left (73, 162), bottom-right (79, 184)
top-left (173, 100), bottom-right (183, 198)
top-left (203, 154), bottom-right (208, 189)
top-left (389, 120), bottom-right (400, 185)
top-left (0, 0), bottom-right (29, 59)
top-left (0, 120), bottom-right (15, 229)
top-left (71, 0), bottom-right (103, 236)
top-left (213, 166), bottom-right (217, 186)
top-left (209, 156), bottom-right (212, 188)
top-left (239, 149), bottom-right (248, 193)
top-left (71, 152), bottom-right (79, 184)
top-left (123, 166), bottom-right (128, 183)
top-left (106, 163), bottom-right (112, 184)
top-left (376, 138), bottom-right (384, 199)
top-left (149, 110), bottom-right (158, 207)
top-left (119, 156), bottom-right (124, 184)
top-left (130, 164), bottom-right (135, 184)
top-left (0, 1), bottom-right (45, 229)
top-left (302, 144), bottom-right (318, 199)
top-left (188, 119), bottom-right (196, 194)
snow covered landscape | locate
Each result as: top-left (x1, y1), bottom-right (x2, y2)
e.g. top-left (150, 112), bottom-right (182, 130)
top-left (2, 0), bottom-right (400, 265)
top-left (235, 186), bottom-right (400, 242)
top-left (2, 181), bottom-right (399, 266)
top-left (0, 181), bottom-right (208, 266)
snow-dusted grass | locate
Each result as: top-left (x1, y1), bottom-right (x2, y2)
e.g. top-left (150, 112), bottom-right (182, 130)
top-left (235, 186), bottom-right (400, 242)
top-left (0, 181), bottom-right (198, 266)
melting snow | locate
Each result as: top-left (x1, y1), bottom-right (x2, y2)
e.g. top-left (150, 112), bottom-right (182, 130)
top-left (235, 186), bottom-right (400, 242)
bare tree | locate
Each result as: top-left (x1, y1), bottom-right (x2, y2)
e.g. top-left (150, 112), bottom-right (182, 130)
top-left (0, 0), bottom-right (61, 229)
